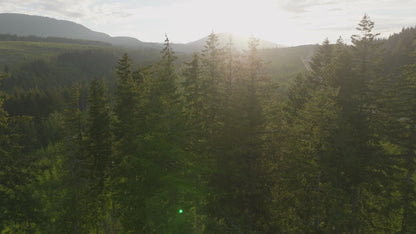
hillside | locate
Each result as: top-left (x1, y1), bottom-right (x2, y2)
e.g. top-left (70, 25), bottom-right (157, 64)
top-left (0, 40), bottom-right (112, 65)
top-left (2, 13), bottom-right (413, 95)
top-left (0, 13), bottom-right (153, 48)
top-left (0, 39), bottom-right (314, 94)
top-left (0, 13), bottom-right (280, 52)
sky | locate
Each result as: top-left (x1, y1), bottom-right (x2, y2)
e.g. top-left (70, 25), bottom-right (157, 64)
top-left (1, 0), bottom-right (416, 46)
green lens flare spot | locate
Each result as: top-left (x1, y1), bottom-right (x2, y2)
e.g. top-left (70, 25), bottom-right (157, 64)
top-left (179, 209), bottom-right (183, 214)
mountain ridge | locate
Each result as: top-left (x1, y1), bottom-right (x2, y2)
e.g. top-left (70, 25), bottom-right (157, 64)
top-left (170, 32), bottom-right (283, 53)
top-left (0, 13), bottom-right (150, 48)
top-left (0, 13), bottom-right (281, 52)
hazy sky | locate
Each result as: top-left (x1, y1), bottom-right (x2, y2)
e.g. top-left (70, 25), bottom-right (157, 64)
top-left (1, 0), bottom-right (415, 46)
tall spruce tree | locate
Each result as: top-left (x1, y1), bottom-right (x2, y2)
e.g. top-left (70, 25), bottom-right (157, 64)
top-left (61, 84), bottom-right (87, 234)
top-left (149, 34), bottom-right (180, 136)
top-left (200, 32), bottom-right (226, 144)
top-left (238, 37), bottom-right (271, 232)
top-left (383, 60), bottom-right (416, 233)
top-left (199, 32), bottom-right (230, 232)
top-left (0, 74), bottom-right (42, 232)
top-left (348, 15), bottom-right (384, 232)
top-left (181, 53), bottom-right (203, 142)
top-left (112, 53), bottom-right (146, 232)
top-left (85, 78), bottom-right (112, 233)
top-left (273, 39), bottom-right (342, 232)
top-left (113, 53), bottom-right (140, 153)
top-left (135, 35), bottom-right (197, 233)
top-left (204, 37), bottom-right (271, 232)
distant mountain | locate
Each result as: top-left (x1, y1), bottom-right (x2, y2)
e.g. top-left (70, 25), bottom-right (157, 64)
top-left (0, 13), bottom-right (156, 48)
top-left (0, 13), bottom-right (282, 52)
top-left (171, 33), bottom-right (282, 53)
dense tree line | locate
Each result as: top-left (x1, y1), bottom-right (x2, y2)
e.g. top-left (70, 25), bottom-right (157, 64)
top-left (1, 15), bottom-right (416, 233)
top-left (0, 34), bottom-right (111, 46)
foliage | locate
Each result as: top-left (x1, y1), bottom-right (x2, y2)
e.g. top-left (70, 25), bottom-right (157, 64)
top-left (1, 15), bottom-right (416, 233)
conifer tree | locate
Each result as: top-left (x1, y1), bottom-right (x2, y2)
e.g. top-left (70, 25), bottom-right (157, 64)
top-left (200, 32), bottom-right (226, 143)
top-left (62, 84), bottom-right (87, 233)
top-left (149, 34), bottom-right (180, 136)
top-left (348, 15), bottom-right (384, 232)
top-left (383, 61), bottom-right (416, 233)
top-left (204, 37), bottom-right (271, 232)
top-left (181, 53), bottom-right (204, 149)
top-left (198, 32), bottom-right (230, 231)
top-left (0, 74), bottom-right (41, 232)
top-left (319, 15), bottom-right (385, 232)
top-left (112, 53), bottom-right (145, 232)
top-left (113, 53), bottom-right (140, 150)
top-left (239, 37), bottom-right (271, 232)
top-left (85, 78), bottom-right (112, 232)
top-left (308, 38), bottom-right (333, 87)
top-left (135, 35), bottom-right (198, 233)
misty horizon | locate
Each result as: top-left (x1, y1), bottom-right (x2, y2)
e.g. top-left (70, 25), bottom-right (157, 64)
top-left (1, 0), bottom-right (415, 46)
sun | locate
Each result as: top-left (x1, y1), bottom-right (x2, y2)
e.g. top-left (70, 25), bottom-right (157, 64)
top-left (181, 0), bottom-right (301, 45)
top-left (165, 0), bottom-right (306, 45)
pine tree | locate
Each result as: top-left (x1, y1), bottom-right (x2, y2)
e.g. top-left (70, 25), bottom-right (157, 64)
top-left (351, 14), bottom-right (380, 48)
top-left (181, 53), bottom-right (204, 150)
top-left (383, 61), bottom-right (416, 233)
top-left (272, 39), bottom-right (342, 232)
top-left (147, 35), bottom-right (196, 233)
top-left (284, 87), bottom-right (340, 232)
top-left (113, 53), bottom-right (141, 150)
top-left (238, 37), bottom-right (270, 232)
top-left (62, 84), bottom-right (87, 233)
top-left (113, 52), bottom-right (141, 170)
top-left (200, 32), bottom-right (226, 144)
top-left (148, 34), bottom-right (180, 136)
top-left (112, 53), bottom-right (145, 232)
top-left (204, 37), bottom-right (272, 232)
top-left (348, 15), bottom-right (384, 232)
top-left (85, 78), bottom-right (112, 233)
top-left (309, 38), bottom-right (333, 87)
top-left (0, 73), bottom-right (41, 232)
top-left (318, 15), bottom-right (386, 232)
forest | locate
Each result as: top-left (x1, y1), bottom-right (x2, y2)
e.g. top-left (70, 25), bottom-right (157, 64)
top-left (1, 15), bottom-right (416, 233)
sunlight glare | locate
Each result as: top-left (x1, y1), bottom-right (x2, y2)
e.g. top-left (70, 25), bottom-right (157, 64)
top-left (178, 0), bottom-right (304, 45)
